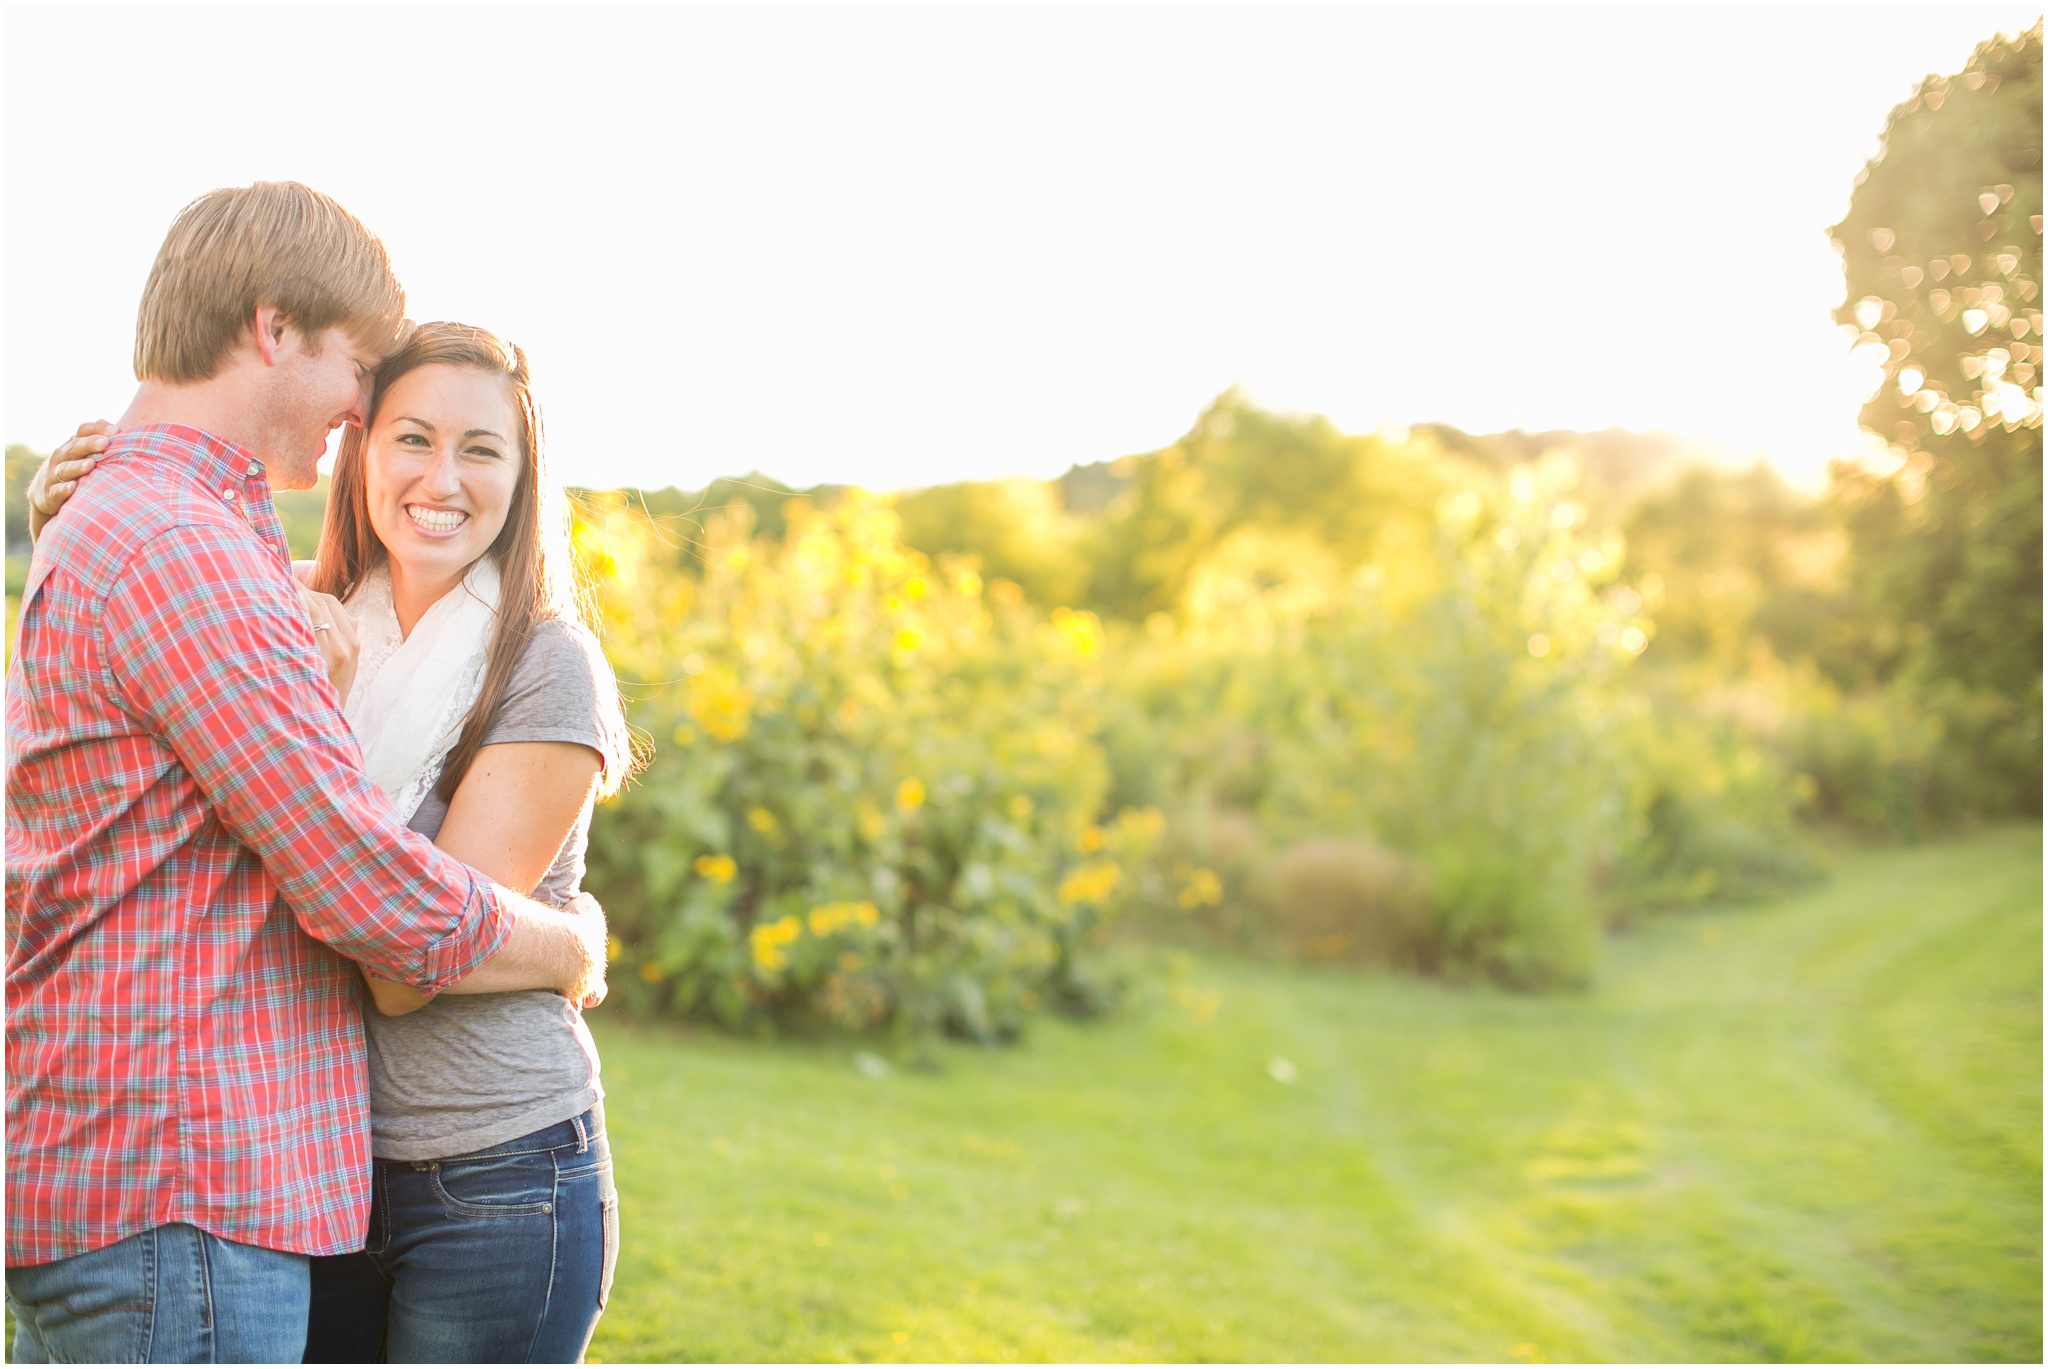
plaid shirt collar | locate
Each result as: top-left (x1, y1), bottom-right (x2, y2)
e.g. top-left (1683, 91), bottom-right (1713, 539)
top-left (121, 422), bottom-right (291, 564)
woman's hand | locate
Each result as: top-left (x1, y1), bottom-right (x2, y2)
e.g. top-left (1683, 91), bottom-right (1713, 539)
top-left (26, 421), bottom-right (115, 540)
top-left (297, 585), bottom-right (360, 703)
top-left (363, 974), bottom-right (432, 1017)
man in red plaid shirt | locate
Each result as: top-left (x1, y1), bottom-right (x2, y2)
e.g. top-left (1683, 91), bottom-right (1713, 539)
top-left (4, 183), bottom-right (611, 1363)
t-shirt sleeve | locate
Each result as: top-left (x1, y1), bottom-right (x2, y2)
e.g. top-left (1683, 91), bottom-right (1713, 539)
top-left (480, 618), bottom-right (623, 773)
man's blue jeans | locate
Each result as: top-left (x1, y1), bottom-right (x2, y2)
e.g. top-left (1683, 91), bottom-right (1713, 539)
top-left (5, 1221), bottom-right (310, 1363)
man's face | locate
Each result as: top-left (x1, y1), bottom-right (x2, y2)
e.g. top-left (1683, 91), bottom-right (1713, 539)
top-left (256, 326), bottom-right (379, 490)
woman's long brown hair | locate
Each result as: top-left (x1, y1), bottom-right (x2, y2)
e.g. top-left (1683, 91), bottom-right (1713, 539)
top-left (312, 321), bottom-right (629, 803)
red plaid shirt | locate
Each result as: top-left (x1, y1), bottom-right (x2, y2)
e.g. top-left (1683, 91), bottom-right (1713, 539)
top-left (5, 424), bottom-right (511, 1266)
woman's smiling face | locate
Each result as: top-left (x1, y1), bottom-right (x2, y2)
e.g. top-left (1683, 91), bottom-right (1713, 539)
top-left (363, 363), bottom-right (523, 592)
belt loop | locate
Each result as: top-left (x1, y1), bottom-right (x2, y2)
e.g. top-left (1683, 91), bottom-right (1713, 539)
top-left (573, 1112), bottom-right (589, 1153)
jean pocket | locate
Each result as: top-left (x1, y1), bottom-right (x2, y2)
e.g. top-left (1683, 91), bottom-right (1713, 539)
top-left (598, 1193), bottom-right (620, 1310)
top-left (5, 1232), bottom-right (155, 1363)
top-left (427, 1152), bottom-right (558, 1218)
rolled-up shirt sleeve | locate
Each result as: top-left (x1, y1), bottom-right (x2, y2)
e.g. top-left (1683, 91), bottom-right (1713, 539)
top-left (100, 523), bottom-right (510, 991)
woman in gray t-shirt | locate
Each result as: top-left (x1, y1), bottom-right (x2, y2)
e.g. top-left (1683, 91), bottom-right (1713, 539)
top-left (308, 324), bottom-right (635, 1364)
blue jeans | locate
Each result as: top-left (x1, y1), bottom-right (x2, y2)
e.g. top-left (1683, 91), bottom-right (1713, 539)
top-left (5, 1222), bottom-right (310, 1363)
top-left (304, 1108), bottom-right (617, 1363)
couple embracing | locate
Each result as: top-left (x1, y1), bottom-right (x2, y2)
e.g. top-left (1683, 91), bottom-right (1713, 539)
top-left (6, 182), bottom-right (639, 1362)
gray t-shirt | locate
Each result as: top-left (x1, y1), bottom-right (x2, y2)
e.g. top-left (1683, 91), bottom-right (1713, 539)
top-left (365, 617), bottom-right (624, 1161)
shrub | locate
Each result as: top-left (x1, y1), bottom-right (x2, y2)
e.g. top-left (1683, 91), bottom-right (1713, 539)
top-left (1606, 686), bottom-right (1823, 908)
top-left (581, 492), bottom-right (1160, 1041)
top-left (1776, 677), bottom-right (1965, 837)
top-left (1104, 457), bottom-right (1648, 989)
top-left (1257, 838), bottom-right (1432, 967)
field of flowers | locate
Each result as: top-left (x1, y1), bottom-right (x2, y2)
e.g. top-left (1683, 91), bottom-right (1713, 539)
top-left (575, 424), bottom-right (1821, 1036)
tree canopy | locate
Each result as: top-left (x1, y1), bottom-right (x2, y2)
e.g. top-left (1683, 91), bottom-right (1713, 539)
top-left (1828, 22), bottom-right (2042, 809)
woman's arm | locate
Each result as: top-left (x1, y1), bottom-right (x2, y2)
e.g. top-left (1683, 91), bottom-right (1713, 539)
top-left (364, 739), bottom-right (602, 1016)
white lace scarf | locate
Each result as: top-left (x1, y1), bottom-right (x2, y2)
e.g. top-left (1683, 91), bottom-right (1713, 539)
top-left (343, 558), bottom-right (502, 822)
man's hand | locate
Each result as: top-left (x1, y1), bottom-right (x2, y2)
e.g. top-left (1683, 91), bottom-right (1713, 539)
top-left (296, 585), bottom-right (359, 703)
top-left (437, 889), bottom-right (610, 1005)
top-left (26, 421), bottom-right (114, 540)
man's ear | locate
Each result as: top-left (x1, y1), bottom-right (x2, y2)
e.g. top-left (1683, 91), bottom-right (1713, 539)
top-left (250, 304), bottom-right (293, 367)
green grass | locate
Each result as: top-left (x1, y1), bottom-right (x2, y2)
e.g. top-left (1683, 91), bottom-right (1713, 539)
top-left (588, 828), bottom-right (2042, 1363)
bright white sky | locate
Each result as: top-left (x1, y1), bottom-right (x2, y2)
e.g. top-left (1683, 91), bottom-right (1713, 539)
top-left (5, 5), bottom-right (2041, 493)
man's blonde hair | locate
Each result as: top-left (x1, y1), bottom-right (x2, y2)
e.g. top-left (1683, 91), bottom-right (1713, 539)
top-left (134, 182), bottom-right (406, 384)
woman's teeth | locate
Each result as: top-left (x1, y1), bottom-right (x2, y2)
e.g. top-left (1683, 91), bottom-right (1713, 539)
top-left (407, 506), bottom-right (469, 533)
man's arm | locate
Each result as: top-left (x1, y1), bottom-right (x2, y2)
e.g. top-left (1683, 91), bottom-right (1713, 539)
top-left (364, 739), bottom-right (605, 1015)
top-left (100, 520), bottom-right (582, 995)
top-left (365, 890), bottom-right (605, 1016)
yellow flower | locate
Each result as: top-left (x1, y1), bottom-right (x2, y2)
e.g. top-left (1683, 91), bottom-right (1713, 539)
top-left (694, 853), bottom-right (738, 883)
top-left (904, 576), bottom-right (928, 600)
top-left (896, 777), bottom-right (925, 812)
top-left (1121, 807), bottom-right (1167, 840)
top-left (639, 961), bottom-right (665, 983)
top-left (606, 935), bottom-right (624, 961)
top-left (687, 668), bottom-right (753, 743)
top-left (748, 914), bottom-right (803, 972)
top-left (1057, 861), bottom-right (1122, 906)
top-left (747, 807), bottom-right (779, 834)
top-left (1177, 868), bottom-right (1223, 910)
top-left (895, 627), bottom-right (923, 652)
top-left (571, 520), bottom-right (618, 583)
top-left (1008, 794), bottom-right (1035, 821)
top-left (805, 900), bottom-right (880, 937)
top-left (1049, 606), bottom-right (1102, 658)
top-left (671, 723), bottom-right (697, 746)
top-left (1078, 826), bottom-right (1106, 853)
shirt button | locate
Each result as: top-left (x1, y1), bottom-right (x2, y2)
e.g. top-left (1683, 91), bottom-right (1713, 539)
top-left (221, 489), bottom-right (237, 502)
top-left (244, 461), bottom-right (264, 478)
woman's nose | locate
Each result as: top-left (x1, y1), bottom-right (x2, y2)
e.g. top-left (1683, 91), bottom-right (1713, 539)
top-left (418, 445), bottom-right (464, 499)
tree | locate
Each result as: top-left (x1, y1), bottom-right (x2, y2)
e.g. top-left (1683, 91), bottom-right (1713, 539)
top-left (1078, 390), bottom-right (1444, 621)
top-left (1828, 22), bottom-right (2043, 811)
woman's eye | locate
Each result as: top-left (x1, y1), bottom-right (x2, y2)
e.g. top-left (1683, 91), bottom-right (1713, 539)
top-left (465, 446), bottom-right (504, 461)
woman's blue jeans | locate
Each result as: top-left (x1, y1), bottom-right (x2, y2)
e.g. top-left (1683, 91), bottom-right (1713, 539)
top-left (304, 1107), bottom-right (618, 1364)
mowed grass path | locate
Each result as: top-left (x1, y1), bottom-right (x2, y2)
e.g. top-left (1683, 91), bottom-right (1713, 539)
top-left (588, 829), bottom-right (2042, 1363)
